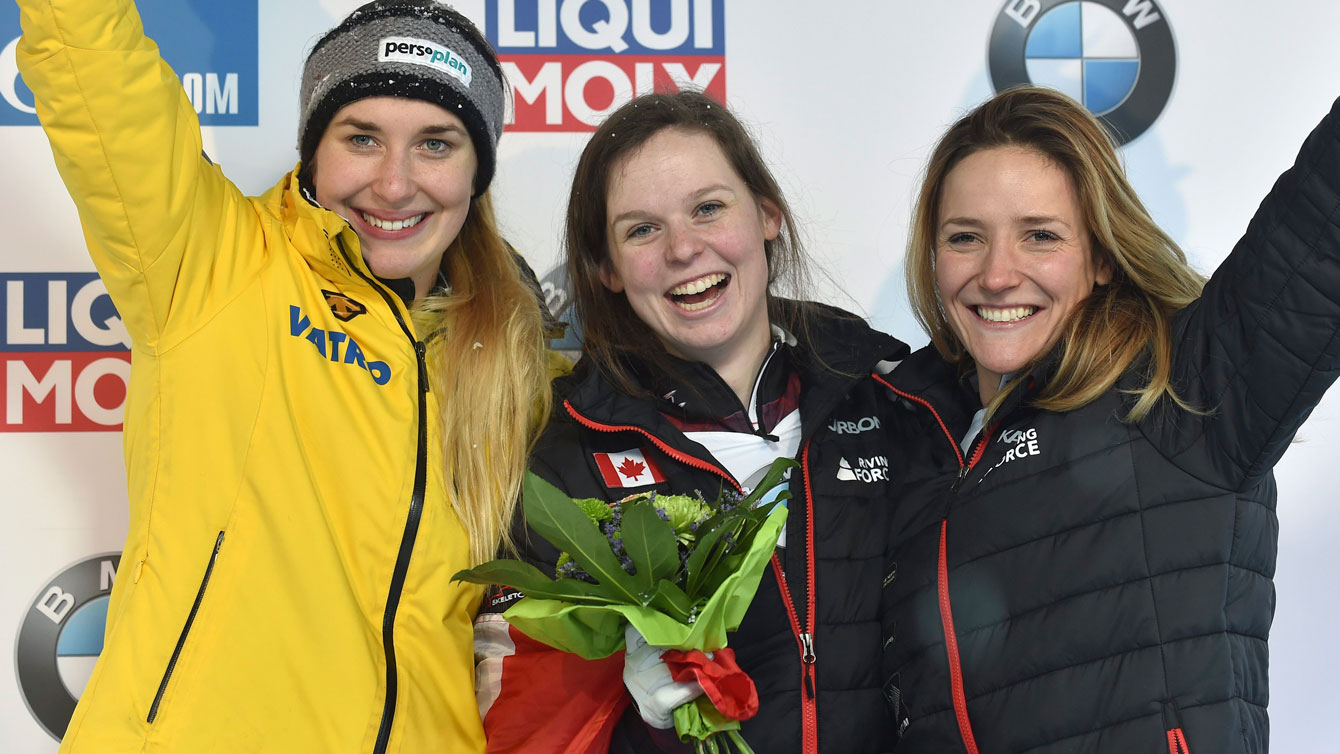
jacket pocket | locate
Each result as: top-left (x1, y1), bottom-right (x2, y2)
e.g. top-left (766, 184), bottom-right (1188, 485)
top-left (1163, 701), bottom-right (1192, 754)
top-left (147, 531), bottom-right (225, 724)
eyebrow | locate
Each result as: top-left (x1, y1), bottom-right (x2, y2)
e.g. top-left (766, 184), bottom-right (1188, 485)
top-left (609, 209), bottom-right (653, 227)
top-left (608, 184), bottom-right (737, 227)
top-left (940, 215), bottom-right (1070, 229)
top-left (329, 118), bottom-right (467, 137)
top-left (690, 184), bottom-right (735, 201)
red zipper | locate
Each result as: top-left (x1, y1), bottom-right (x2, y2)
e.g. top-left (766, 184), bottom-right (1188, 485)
top-left (872, 375), bottom-right (993, 753)
top-left (937, 520), bottom-right (979, 754)
top-left (567, 399), bottom-right (819, 752)
top-left (565, 400), bottom-right (737, 485)
top-left (1166, 727), bottom-right (1191, 754)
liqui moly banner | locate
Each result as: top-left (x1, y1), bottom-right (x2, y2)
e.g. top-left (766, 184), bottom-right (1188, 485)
top-left (487, 0), bottom-right (725, 131)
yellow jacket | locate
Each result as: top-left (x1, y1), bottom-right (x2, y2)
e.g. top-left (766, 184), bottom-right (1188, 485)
top-left (18, 0), bottom-right (486, 751)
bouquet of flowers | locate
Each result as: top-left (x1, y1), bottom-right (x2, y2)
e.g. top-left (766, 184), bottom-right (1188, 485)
top-left (454, 457), bottom-right (795, 754)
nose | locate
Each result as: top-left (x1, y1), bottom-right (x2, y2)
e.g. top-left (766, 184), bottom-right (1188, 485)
top-left (663, 223), bottom-right (703, 265)
top-left (979, 240), bottom-right (1021, 292)
top-left (371, 153), bottom-right (415, 206)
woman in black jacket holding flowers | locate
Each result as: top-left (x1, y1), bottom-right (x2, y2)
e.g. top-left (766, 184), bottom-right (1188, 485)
top-left (473, 91), bottom-right (905, 754)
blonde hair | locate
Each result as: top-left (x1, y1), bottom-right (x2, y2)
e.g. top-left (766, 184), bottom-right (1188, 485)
top-left (907, 86), bottom-right (1206, 421)
top-left (414, 192), bottom-right (551, 563)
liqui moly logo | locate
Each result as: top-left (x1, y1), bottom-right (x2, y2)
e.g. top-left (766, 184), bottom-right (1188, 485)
top-left (486, 0), bottom-right (725, 131)
top-left (2, 274), bottom-right (130, 431)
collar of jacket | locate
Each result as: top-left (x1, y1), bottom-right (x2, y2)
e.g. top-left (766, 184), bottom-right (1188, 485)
top-left (559, 301), bottom-right (909, 446)
top-left (264, 164), bottom-right (422, 307)
top-left (889, 341), bottom-right (1064, 437)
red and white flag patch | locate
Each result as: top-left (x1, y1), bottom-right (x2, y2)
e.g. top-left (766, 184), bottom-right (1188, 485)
top-left (593, 448), bottom-right (666, 488)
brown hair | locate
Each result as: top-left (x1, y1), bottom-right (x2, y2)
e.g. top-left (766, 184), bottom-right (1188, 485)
top-left (564, 90), bottom-right (814, 395)
top-left (907, 86), bottom-right (1206, 421)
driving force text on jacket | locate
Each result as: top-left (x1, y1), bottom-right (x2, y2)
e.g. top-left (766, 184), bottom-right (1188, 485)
top-left (17, 1), bottom-right (486, 751)
top-left (476, 307), bottom-right (907, 754)
top-left (879, 97), bottom-right (1340, 753)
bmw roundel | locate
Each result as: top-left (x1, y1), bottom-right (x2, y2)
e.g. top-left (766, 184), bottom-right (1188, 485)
top-left (15, 554), bottom-right (120, 741)
top-left (989, 0), bottom-right (1176, 145)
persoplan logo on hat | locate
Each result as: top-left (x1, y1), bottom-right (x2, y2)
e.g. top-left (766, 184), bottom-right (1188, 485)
top-left (379, 36), bottom-right (474, 87)
top-left (988, 0), bottom-right (1176, 144)
top-left (15, 553), bottom-right (121, 741)
top-left (0, 0), bottom-right (257, 126)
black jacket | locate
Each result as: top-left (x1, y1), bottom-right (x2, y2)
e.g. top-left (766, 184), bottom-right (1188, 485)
top-left (880, 98), bottom-right (1340, 753)
top-left (519, 305), bottom-right (908, 754)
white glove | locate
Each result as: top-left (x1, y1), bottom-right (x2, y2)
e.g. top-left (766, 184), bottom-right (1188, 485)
top-left (622, 624), bottom-right (705, 729)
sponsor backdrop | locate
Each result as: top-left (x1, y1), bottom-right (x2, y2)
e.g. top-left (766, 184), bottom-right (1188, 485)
top-left (3, 0), bottom-right (1338, 748)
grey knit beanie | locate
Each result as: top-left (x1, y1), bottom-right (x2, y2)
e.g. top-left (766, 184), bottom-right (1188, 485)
top-left (298, 0), bottom-right (505, 196)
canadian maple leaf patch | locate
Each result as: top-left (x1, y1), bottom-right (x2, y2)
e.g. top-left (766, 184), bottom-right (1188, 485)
top-left (594, 449), bottom-right (666, 488)
top-left (618, 457), bottom-right (646, 480)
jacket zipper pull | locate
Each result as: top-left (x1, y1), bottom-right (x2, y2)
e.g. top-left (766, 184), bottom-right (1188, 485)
top-left (800, 632), bottom-right (817, 698)
top-left (414, 341), bottom-right (429, 393)
top-left (950, 465), bottom-right (970, 492)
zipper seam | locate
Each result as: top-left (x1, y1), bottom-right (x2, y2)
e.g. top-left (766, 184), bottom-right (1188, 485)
top-left (938, 521), bottom-right (980, 754)
top-left (799, 442), bottom-right (818, 754)
top-left (872, 375), bottom-right (964, 465)
top-left (147, 530), bottom-right (225, 724)
top-left (337, 237), bottom-right (428, 754)
top-left (1166, 727), bottom-right (1191, 754)
top-left (874, 374), bottom-right (991, 752)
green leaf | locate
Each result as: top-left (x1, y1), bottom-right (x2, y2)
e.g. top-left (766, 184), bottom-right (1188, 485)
top-left (737, 458), bottom-right (798, 509)
top-left (521, 472), bottom-right (642, 602)
top-left (691, 496), bottom-right (787, 598)
top-left (620, 500), bottom-right (680, 591)
top-left (684, 516), bottom-right (740, 599)
top-left (645, 579), bottom-right (697, 623)
top-left (451, 559), bottom-right (623, 605)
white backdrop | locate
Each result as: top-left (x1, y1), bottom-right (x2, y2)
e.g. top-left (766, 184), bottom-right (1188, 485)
top-left (4, 1), bottom-right (1338, 750)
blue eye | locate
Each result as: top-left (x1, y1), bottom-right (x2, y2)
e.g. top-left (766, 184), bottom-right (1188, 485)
top-left (350, 134), bottom-right (375, 147)
top-left (628, 224), bottom-right (654, 239)
top-left (424, 138), bottom-right (448, 152)
top-left (946, 233), bottom-right (978, 245)
top-left (696, 201), bottom-right (724, 217)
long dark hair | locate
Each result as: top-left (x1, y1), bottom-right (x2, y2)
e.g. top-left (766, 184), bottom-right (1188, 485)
top-left (565, 90), bottom-right (813, 394)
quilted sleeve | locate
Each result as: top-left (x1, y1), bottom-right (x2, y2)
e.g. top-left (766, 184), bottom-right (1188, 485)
top-left (1153, 95), bottom-right (1340, 488)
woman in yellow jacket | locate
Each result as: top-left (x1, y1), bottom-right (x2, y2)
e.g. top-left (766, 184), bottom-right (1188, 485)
top-left (15, 0), bottom-right (551, 751)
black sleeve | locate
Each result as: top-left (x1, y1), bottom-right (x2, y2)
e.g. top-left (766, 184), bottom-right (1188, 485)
top-left (1144, 95), bottom-right (1340, 489)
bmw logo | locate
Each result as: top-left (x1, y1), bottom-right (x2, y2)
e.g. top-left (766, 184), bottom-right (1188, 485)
top-left (988, 0), bottom-right (1176, 144)
top-left (15, 554), bottom-right (120, 741)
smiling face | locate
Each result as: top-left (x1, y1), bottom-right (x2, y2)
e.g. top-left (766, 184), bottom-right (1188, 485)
top-left (600, 128), bottom-right (781, 377)
top-left (935, 146), bottom-right (1111, 403)
top-left (312, 96), bottom-right (477, 300)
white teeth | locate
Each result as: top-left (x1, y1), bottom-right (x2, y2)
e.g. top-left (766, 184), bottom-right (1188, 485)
top-left (669, 273), bottom-right (726, 297)
top-left (678, 296), bottom-right (718, 312)
top-left (362, 212), bottom-right (424, 231)
top-left (976, 306), bottom-right (1036, 323)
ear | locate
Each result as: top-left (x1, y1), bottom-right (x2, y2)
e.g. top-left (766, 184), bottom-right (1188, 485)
top-left (1094, 254), bottom-right (1114, 287)
top-left (758, 197), bottom-right (783, 242)
top-left (597, 259), bottom-right (625, 293)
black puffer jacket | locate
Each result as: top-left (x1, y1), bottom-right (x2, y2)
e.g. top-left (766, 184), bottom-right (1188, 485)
top-left (509, 305), bottom-right (907, 754)
top-left (879, 99), bottom-right (1340, 753)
